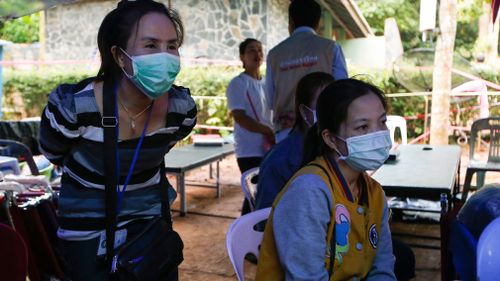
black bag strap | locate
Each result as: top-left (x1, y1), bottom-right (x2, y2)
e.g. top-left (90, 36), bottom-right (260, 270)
top-left (103, 81), bottom-right (172, 273)
top-left (103, 79), bottom-right (118, 271)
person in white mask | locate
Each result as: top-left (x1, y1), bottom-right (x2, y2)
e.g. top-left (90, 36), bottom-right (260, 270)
top-left (255, 72), bottom-right (334, 211)
top-left (256, 79), bottom-right (396, 281)
top-left (39, 1), bottom-right (195, 280)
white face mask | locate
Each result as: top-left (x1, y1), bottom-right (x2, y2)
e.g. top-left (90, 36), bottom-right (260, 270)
top-left (302, 105), bottom-right (317, 127)
top-left (334, 130), bottom-right (392, 171)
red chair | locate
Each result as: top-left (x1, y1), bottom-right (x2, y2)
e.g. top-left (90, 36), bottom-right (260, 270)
top-left (0, 222), bottom-right (28, 281)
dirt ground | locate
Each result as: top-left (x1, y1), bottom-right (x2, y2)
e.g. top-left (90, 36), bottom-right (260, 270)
top-left (169, 143), bottom-right (499, 281)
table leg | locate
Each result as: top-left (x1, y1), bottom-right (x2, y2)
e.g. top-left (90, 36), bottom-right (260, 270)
top-left (177, 173), bottom-right (186, 216)
top-left (216, 160), bottom-right (221, 199)
top-left (209, 163), bottom-right (213, 179)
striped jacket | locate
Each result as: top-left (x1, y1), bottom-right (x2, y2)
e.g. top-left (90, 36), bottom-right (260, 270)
top-left (39, 80), bottom-right (196, 239)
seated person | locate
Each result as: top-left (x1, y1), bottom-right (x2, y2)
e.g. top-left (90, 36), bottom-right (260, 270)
top-left (457, 184), bottom-right (500, 240)
top-left (256, 75), bottom-right (415, 280)
top-left (256, 79), bottom-right (396, 280)
top-left (255, 72), bottom-right (334, 210)
top-left (450, 185), bottom-right (500, 280)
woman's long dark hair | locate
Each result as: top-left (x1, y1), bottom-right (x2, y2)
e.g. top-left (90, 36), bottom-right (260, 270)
top-left (96, 0), bottom-right (184, 82)
top-left (301, 79), bottom-right (387, 166)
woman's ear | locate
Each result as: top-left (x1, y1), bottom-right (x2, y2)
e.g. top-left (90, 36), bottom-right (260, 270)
top-left (111, 46), bottom-right (125, 68)
top-left (321, 129), bottom-right (337, 150)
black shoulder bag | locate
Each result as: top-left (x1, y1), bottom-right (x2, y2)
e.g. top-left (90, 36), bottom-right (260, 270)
top-left (103, 80), bottom-right (183, 281)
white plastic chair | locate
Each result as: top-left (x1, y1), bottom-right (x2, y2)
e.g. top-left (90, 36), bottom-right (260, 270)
top-left (386, 115), bottom-right (408, 145)
top-left (477, 217), bottom-right (500, 281)
top-left (226, 207), bottom-right (271, 281)
top-left (241, 167), bottom-right (259, 211)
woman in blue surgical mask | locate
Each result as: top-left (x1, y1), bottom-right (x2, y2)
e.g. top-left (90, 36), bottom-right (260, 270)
top-left (257, 79), bottom-right (396, 281)
top-left (39, 1), bottom-right (195, 280)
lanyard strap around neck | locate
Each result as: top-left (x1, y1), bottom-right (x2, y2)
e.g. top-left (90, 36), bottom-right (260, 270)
top-left (115, 89), bottom-right (153, 214)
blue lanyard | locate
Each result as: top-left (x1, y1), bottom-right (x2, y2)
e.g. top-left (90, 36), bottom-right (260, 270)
top-left (114, 87), bottom-right (153, 213)
top-left (324, 154), bottom-right (355, 202)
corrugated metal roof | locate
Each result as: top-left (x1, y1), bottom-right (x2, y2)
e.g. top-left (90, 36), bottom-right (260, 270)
top-left (0, 0), bottom-right (76, 20)
top-left (319, 0), bottom-right (373, 38)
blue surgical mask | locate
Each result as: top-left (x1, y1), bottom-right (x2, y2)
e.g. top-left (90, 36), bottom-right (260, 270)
top-left (121, 48), bottom-right (181, 99)
top-left (334, 130), bottom-right (392, 171)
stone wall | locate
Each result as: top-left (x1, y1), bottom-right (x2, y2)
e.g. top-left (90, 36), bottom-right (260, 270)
top-left (266, 0), bottom-right (289, 52)
top-left (2, 43), bottom-right (40, 61)
top-left (44, 0), bottom-right (116, 61)
top-left (42, 0), bottom-right (289, 62)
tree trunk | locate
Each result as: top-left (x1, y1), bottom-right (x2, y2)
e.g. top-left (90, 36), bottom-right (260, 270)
top-left (430, 0), bottom-right (457, 145)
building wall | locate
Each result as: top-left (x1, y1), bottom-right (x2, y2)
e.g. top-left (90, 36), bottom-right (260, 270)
top-left (44, 0), bottom-right (116, 61)
top-left (267, 0), bottom-right (289, 51)
top-left (42, 0), bottom-right (288, 61)
top-left (338, 36), bottom-right (386, 69)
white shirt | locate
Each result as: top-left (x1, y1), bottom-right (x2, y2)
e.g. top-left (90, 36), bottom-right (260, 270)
top-left (226, 72), bottom-right (272, 158)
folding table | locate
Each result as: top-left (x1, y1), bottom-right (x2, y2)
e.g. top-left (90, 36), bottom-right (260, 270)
top-left (372, 144), bottom-right (461, 203)
top-left (164, 143), bottom-right (235, 216)
top-left (371, 144), bottom-right (461, 249)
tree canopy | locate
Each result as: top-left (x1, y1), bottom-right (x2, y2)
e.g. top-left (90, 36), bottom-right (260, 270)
top-left (0, 13), bottom-right (39, 43)
top-left (355, 0), bottom-right (483, 59)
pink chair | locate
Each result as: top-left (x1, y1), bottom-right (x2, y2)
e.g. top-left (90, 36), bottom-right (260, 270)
top-left (0, 222), bottom-right (29, 281)
top-left (477, 217), bottom-right (500, 281)
top-left (226, 207), bottom-right (271, 281)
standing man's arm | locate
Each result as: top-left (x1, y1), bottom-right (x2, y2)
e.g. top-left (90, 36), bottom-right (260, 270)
top-left (332, 44), bottom-right (348, 80)
top-left (265, 57), bottom-right (274, 110)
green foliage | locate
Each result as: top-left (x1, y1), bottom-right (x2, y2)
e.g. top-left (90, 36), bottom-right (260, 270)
top-left (176, 66), bottom-right (242, 132)
top-left (3, 68), bottom-right (93, 117)
top-left (355, 0), bottom-right (420, 51)
top-left (4, 66), bottom-right (499, 140)
top-left (355, 0), bottom-right (483, 59)
top-left (455, 0), bottom-right (483, 59)
top-left (0, 13), bottom-right (39, 43)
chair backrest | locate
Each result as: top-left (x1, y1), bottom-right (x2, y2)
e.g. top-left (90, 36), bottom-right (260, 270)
top-left (0, 222), bottom-right (29, 281)
top-left (386, 115), bottom-right (407, 145)
top-left (469, 117), bottom-right (500, 163)
top-left (0, 139), bottom-right (39, 175)
top-left (477, 216), bottom-right (500, 280)
top-left (240, 167), bottom-right (259, 211)
top-left (226, 207), bottom-right (271, 281)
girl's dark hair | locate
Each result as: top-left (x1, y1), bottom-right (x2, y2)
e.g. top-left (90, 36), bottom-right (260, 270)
top-left (96, 0), bottom-right (184, 81)
top-left (293, 72), bottom-right (335, 131)
top-left (239, 38), bottom-right (260, 55)
top-left (302, 78), bottom-right (388, 165)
